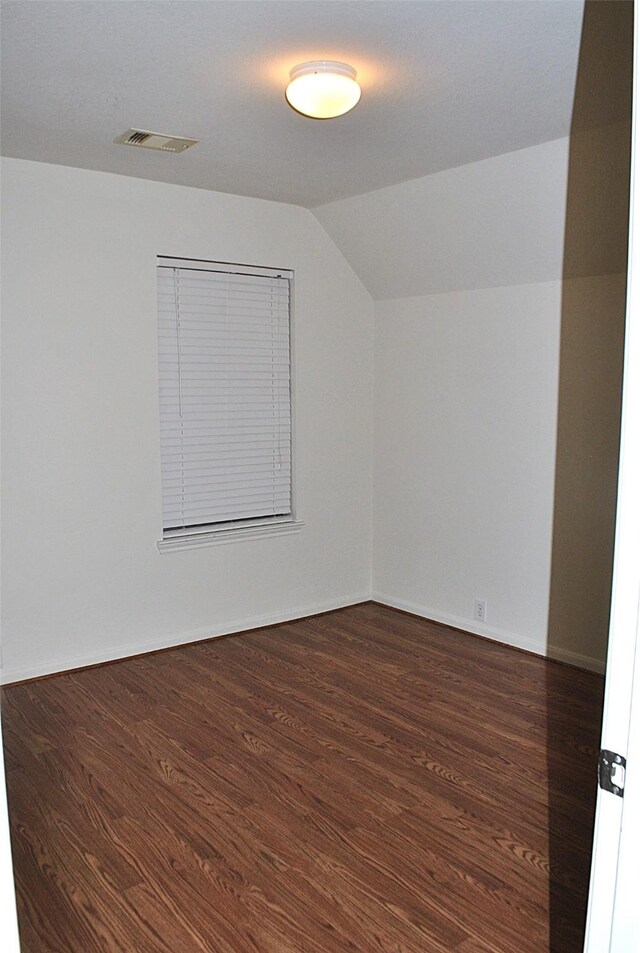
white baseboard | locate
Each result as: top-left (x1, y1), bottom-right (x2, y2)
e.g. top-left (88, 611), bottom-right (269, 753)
top-left (0, 593), bottom-right (370, 685)
top-left (372, 592), bottom-right (606, 675)
top-left (2, 591), bottom-right (605, 684)
top-left (546, 644), bottom-right (605, 675)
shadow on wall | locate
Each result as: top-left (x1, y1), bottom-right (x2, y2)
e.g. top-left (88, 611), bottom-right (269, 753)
top-left (547, 0), bottom-right (632, 671)
top-left (547, 2), bottom-right (632, 951)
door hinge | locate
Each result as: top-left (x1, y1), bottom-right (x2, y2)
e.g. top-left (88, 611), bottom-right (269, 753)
top-left (598, 749), bottom-right (626, 797)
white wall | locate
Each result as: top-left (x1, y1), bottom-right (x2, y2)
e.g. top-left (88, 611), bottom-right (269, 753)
top-left (373, 281), bottom-right (561, 656)
top-left (1, 127), bottom-right (628, 681)
top-left (546, 273), bottom-right (627, 668)
top-left (0, 158), bottom-right (374, 683)
top-left (372, 275), bottom-right (625, 670)
top-left (315, 126), bottom-right (629, 673)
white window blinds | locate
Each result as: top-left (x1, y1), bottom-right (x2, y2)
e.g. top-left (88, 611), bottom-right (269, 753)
top-left (157, 258), bottom-right (292, 534)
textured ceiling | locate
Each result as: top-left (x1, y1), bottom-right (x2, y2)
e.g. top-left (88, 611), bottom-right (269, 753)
top-left (0, 1), bottom-right (593, 207)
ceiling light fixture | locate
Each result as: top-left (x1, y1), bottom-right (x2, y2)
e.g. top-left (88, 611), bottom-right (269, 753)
top-left (285, 61), bottom-right (361, 119)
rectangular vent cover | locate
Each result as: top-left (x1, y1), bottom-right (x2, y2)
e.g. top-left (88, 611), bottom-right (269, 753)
top-left (114, 129), bottom-right (198, 153)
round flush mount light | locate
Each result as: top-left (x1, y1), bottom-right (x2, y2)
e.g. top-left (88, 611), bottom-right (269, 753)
top-left (285, 61), bottom-right (361, 119)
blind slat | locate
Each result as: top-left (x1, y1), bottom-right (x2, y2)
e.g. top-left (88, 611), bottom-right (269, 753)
top-left (164, 503), bottom-right (290, 521)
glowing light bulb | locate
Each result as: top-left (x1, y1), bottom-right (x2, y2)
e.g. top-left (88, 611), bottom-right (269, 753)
top-left (286, 61), bottom-right (361, 119)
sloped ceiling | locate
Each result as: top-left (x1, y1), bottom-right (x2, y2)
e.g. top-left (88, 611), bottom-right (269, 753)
top-left (313, 1), bottom-right (633, 299)
top-left (313, 138), bottom-right (572, 300)
top-left (312, 122), bottom-right (631, 299)
top-left (1, 0), bottom-right (588, 207)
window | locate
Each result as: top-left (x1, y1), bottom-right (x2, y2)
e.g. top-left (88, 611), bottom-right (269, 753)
top-left (157, 257), bottom-right (299, 550)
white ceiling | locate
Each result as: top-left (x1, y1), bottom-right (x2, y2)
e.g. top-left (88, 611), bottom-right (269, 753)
top-left (0, 1), bottom-right (593, 208)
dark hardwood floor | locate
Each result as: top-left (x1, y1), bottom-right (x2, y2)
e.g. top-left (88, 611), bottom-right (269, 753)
top-left (1, 602), bottom-right (604, 953)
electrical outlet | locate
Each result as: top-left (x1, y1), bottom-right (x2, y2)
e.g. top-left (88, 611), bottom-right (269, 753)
top-left (474, 599), bottom-right (487, 623)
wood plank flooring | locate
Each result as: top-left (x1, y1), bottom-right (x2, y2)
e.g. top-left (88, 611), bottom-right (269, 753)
top-left (1, 602), bottom-right (604, 953)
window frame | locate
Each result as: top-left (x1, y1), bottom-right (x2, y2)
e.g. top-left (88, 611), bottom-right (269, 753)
top-left (155, 256), bottom-right (302, 552)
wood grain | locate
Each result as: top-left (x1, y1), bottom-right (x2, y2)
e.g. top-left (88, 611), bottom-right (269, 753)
top-left (1, 602), bottom-right (604, 952)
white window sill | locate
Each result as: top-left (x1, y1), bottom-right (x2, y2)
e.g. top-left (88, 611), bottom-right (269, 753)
top-left (157, 519), bottom-right (304, 553)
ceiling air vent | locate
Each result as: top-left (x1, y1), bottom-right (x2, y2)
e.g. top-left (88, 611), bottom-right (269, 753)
top-left (114, 129), bottom-right (198, 153)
